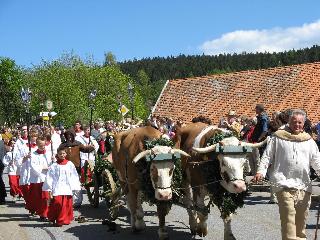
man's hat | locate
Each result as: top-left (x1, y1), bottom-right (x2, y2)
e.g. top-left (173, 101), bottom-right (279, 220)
top-left (227, 110), bottom-right (237, 117)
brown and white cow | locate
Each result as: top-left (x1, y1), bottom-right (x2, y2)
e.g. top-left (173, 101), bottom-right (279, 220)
top-left (112, 126), bottom-right (189, 240)
top-left (174, 122), bottom-right (266, 240)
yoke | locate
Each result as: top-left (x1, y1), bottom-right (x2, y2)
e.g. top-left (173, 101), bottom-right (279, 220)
top-left (145, 153), bottom-right (181, 162)
top-left (214, 145), bottom-right (253, 154)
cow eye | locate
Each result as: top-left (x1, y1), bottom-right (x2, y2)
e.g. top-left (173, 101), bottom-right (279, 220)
top-left (151, 166), bottom-right (158, 175)
top-left (222, 171), bottom-right (230, 183)
top-left (169, 168), bottom-right (173, 176)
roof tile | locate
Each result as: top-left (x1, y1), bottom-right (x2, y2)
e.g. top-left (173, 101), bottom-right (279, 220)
top-left (153, 62), bottom-right (320, 123)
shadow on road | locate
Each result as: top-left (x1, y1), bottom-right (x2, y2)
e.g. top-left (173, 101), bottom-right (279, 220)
top-left (0, 213), bottom-right (30, 223)
top-left (65, 222), bottom-right (198, 240)
top-left (244, 195), bottom-right (269, 205)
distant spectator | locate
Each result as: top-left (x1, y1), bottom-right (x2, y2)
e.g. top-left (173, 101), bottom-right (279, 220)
top-left (219, 110), bottom-right (241, 138)
top-left (251, 104), bottom-right (269, 144)
top-left (0, 135), bottom-right (6, 204)
top-left (316, 120), bottom-right (320, 150)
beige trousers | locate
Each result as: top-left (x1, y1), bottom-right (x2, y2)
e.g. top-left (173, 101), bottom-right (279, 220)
top-left (276, 189), bottom-right (311, 240)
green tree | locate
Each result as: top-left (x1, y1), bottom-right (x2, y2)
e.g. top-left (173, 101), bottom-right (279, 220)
top-left (0, 58), bottom-right (24, 125)
top-left (104, 51), bottom-right (117, 66)
top-left (21, 53), bottom-right (146, 127)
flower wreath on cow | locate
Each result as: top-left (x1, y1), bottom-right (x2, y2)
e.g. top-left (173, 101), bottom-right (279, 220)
top-left (111, 126), bottom-right (190, 240)
top-left (175, 122), bottom-right (267, 240)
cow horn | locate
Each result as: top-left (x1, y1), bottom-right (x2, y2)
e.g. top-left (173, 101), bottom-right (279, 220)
top-left (241, 138), bottom-right (268, 148)
top-left (170, 149), bottom-right (190, 157)
top-left (192, 143), bottom-right (217, 154)
top-left (132, 150), bottom-right (151, 163)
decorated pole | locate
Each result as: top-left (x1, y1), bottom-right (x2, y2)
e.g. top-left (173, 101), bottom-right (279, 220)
top-left (20, 87), bottom-right (32, 152)
top-left (46, 100), bottom-right (54, 158)
top-left (88, 89), bottom-right (97, 142)
top-left (88, 89), bottom-right (97, 161)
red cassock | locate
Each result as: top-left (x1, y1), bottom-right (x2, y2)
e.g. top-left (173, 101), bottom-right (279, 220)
top-left (48, 195), bottom-right (73, 225)
top-left (20, 185), bottom-right (31, 210)
top-left (29, 182), bottom-right (49, 217)
top-left (8, 175), bottom-right (23, 197)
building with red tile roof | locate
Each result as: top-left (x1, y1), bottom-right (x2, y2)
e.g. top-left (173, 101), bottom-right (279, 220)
top-left (152, 62), bottom-right (320, 124)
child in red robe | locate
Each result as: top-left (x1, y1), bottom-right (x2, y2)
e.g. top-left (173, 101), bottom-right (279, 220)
top-left (43, 146), bottom-right (81, 226)
top-left (29, 136), bottom-right (53, 219)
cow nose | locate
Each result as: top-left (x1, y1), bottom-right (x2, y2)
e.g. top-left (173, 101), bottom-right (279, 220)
top-left (233, 180), bottom-right (246, 193)
top-left (157, 190), bottom-right (172, 201)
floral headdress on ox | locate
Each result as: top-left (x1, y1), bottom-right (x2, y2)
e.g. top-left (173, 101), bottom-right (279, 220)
top-left (141, 137), bottom-right (182, 205)
top-left (203, 130), bottom-right (248, 216)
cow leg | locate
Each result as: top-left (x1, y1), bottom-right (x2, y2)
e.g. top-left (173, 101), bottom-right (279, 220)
top-left (222, 213), bottom-right (236, 240)
top-left (182, 179), bottom-right (197, 235)
top-left (157, 201), bottom-right (171, 240)
top-left (126, 189), bottom-right (146, 232)
top-left (195, 186), bottom-right (208, 237)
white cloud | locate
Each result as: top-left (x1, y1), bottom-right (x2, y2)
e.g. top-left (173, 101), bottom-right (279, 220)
top-left (200, 20), bottom-right (320, 55)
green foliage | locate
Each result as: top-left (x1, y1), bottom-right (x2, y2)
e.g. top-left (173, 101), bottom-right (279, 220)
top-left (13, 53), bottom-right (148, 127)
top-left (211, 186), bottom-right (247, 216)
top-left (206, 132), bottom-right (234, 146)
top-left (144, 138), bottom-right (174, 149)
top-left (0, 58), bottom-right (25, 125)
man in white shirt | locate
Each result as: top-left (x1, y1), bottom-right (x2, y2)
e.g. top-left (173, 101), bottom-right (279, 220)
top-left (75, 126), bottom-right (98, 207)
top-left (253, 109), bottom-right (320, 240)
top-left (73, 121), bottom-right (84, 137)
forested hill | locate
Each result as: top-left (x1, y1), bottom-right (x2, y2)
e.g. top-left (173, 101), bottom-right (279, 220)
top-left (118, 45), bottom-right (320, 84)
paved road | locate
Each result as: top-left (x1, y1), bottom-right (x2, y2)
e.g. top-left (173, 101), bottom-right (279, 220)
top-left (1, 171), bottom-right (320, 240)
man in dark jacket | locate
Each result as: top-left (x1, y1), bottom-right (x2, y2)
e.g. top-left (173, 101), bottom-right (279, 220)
top-left (251, 104), bottom-right (269, 143)
top-left (59, 130), bottom-right (95, 208)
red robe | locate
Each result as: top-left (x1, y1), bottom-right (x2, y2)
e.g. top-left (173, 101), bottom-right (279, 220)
top-left (47, 158), bottom-right (74, 225)
top-left (28, 149), bottom-right (50, 217)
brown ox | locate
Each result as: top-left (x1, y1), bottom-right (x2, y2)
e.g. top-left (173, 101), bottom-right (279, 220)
top-left (112, 126), bottom-right (189, 240)
top-left (175, 122), bottom-right (266, 239)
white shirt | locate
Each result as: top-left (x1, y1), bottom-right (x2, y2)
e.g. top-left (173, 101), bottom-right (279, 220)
top-left (75, 130), bottom-right (84, 137)
top-left (257, 134), bottom-right (320, 193)
top-left (29, 151), bottom-right (53, 183)
top-left (75, 135), bottom-right (99, 167)
top-left (51, 132), bottom-right (62, 155)
top-left (42, 161), bottom-right (81, 196)
top-left (18, 144), bottom-right (38, 185)
top-left (2, 150), bottom-right (21, 175)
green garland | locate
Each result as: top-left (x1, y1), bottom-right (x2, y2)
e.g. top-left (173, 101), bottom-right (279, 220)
top-left (139, 134), bottom-right (247, 216)
top-left (204, 131), bottom-right (248, 216)
top-left (206, 131), bottom-right (234, 146)
top-left (139, 138), bottom-right (178, 205)
top-left (210, 185), bottom-right (247, 216)
top-left (144, 138), bottom-right (174, 149)
top-left (94, 154), bottom-right (119, 185)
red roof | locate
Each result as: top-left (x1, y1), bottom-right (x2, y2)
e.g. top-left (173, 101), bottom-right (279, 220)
top-left (152, 62), bottom-right (320, 124)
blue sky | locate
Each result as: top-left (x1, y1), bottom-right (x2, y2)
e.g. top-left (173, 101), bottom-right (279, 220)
top-left (1, 0), bottom-right (320, 67)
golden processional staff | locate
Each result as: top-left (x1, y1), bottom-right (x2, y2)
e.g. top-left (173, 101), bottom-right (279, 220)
top-left (46, 100), bottom-right (54, 159)
top-left (20, 87), bottom-right (32, 152)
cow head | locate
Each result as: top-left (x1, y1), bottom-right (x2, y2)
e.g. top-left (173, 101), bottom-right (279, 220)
top-left (193, 135), bottom-right (267, 194)
top-left (133, 145), bottom-right (190, 201)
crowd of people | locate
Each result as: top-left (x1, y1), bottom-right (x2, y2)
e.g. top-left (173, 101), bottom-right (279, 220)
top-left (0, 105), bottom-right (320, 239)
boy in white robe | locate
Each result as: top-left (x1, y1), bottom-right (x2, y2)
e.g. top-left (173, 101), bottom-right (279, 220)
top-left (2, 141), bottom-right (23, 201)
top-left (43, 146), bottom-right (81, 226)
top-left (18, 130), bottom-right (38, 212)
top-left (29, 137), bottom-right (54, 219)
